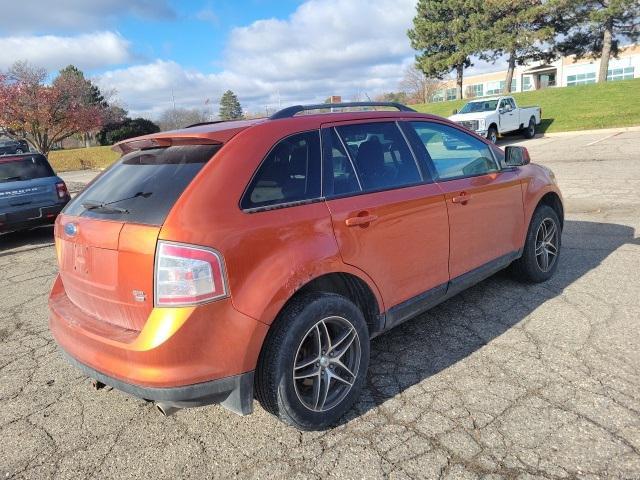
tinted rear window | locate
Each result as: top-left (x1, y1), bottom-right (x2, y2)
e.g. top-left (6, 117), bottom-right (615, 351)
top-left (0, 155), bottom-right (54, 183)
top-left (64, 145), bottom-right (220, 225)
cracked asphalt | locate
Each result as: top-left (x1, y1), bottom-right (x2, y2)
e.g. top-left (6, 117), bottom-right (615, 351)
top-left (1, 131), bottom-right (639, 479)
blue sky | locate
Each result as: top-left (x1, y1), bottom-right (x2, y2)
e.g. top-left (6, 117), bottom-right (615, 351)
top-left (115, 1), bottom-right (307, 74)
top-left (0, 0), bottom-right (503, 118)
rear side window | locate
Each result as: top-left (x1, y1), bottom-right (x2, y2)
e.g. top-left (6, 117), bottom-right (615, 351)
top-left (334, 122), bottom-right (422, 192)
top-left (410, 122), bottom-right (498, 180)
top-left (0, 155), bottom-right (54, 183)
top-left (64, 145), bottom-right (220, 225)
top-left (241, 131), bottom-right (321, 210)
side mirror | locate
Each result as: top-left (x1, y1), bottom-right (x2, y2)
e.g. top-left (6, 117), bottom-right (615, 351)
top-left (504, 146), bottom-right (531, 166)
top-left (452, 109), bottom-right (458, 115)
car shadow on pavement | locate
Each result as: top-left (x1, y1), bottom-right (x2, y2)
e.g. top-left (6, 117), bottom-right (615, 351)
top-left (0, 225), bottom-right (55, 255)
top-left (340, 219), bottom-right (639, 425)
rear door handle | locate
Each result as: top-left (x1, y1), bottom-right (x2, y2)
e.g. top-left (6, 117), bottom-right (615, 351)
top-left (451, 193), bottom-right (471, 204)
top-left (345, 214), bottom-right (378, 227)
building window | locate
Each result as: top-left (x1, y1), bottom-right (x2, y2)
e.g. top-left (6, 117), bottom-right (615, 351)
top-left (431, 89), bottom-right (445, 102)
top-left (467, 83), bottom-right (484, 98)
top-left (486, 79), bottom-right (517, 95)
top-left (608, 66), bottom-right (634, 81)
top-left (566, 71), bottom-right (596, 86)
top-left (523, 76), bottom-right (533, 91)
top-left (445, 88), bottom-right (457, 101)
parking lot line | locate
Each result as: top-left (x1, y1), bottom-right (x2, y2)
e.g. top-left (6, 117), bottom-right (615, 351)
top-left (585, 132), bottom-right (621, 146)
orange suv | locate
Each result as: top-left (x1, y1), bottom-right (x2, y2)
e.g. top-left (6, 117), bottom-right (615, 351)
top-left (49, 102), bottom-right (563, 430)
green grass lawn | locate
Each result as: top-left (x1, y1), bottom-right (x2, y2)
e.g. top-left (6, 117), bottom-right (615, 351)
top-left (412, 77), bottom-right (640, 133)
top-left (48, 145), bottom-right (119, 172)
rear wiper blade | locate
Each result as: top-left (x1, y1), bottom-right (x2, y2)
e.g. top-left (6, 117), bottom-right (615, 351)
top-left (81, 202), bottom-right (129, 214)
top-left (0, 176), bottom-right (23, 182)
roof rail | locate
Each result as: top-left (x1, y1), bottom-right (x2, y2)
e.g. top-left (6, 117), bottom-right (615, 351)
top-left (269, 102), bottom-right (417, 120)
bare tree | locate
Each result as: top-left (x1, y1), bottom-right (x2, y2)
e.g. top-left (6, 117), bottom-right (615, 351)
top-left (399, 64), bottom-right (443, 104)
top-left (158, 107), bottom-right (210, 131)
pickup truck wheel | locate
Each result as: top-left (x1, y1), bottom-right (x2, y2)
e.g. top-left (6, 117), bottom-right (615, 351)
top-left (510, 205), bottom-right (561, 283)
top-left (487, 126), bottom-right (498, 144)
top-left (255, 292), bottom-right (370, 431)
top-left (523, 117), bottom-right (536, 139)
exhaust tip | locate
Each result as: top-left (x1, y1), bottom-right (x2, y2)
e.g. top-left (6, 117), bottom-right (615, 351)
top-left (155, 402), bottom-right (180, 416)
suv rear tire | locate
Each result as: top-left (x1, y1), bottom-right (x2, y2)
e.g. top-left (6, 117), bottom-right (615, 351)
top-left (511, 205), bottom-right (561, 283)
top-left (255, 292), bottom-right (370, 430)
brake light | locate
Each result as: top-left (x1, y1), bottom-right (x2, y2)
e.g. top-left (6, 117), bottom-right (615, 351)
top-left (56, 182), bottom-right (69, 199)
top-left (155, 241), bottom-right (228, 307)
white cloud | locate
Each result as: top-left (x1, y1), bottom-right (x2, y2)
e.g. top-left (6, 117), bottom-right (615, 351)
top-left (0, 32), bottom-right (131, 72)
top-left (97, 0), bottom-right (419, 117)
top-left (0, 0), bottom-right (175, 34)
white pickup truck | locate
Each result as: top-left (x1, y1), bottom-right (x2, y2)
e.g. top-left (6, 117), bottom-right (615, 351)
top-left (448, 96), bottom-right (541, 143)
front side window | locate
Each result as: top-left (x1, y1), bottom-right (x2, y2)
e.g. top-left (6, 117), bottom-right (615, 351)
top-left (334, 122), bottom-right (422, 192)
top-left (241, 130), bottom-right (321, 210)
top-left (410, 122), bottom-right (499, 180)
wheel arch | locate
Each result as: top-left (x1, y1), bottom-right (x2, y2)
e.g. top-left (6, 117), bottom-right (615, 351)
top-left (536, 191), bottom-right (564, 229)
top-left (269, 271), bottom-right (384, 338)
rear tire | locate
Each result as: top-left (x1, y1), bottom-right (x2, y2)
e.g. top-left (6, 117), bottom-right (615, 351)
top-left (523, 117), bottom-right (536, 139)
top-left (255, 292), bottom-right (370, 430)
top-left (511, 205), bottom-right (561, 283)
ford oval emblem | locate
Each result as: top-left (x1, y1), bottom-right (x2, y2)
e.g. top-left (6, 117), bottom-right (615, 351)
top-left (64, 222), bottom-right (78, 236)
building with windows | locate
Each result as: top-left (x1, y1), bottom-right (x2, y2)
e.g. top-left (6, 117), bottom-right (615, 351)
top-left (430, 44), bottom-right (639, 102)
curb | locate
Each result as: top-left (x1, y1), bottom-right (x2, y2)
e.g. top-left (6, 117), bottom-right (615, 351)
top-left (540, 125), bottom-right (640, 137)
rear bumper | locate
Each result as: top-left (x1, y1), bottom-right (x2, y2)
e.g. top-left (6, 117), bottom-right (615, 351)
top-left (63, 351), bottom-right (255, 414)
top-left (0, 202), bottom-right (66, 233)
top-left (49, 275), bottom-right (269, 414)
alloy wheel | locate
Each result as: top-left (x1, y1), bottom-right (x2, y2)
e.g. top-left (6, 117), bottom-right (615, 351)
top-left (535, 218), bottom-right (559, 272)
top-left (292, 316), bottom-right (361, 412)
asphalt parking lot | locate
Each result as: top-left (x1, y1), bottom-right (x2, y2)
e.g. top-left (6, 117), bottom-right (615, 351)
top-left (1, 130), bottom-right (639, 479)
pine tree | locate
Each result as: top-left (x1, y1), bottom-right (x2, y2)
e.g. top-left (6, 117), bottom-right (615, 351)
top-left (408, 0), bottom-right (484, 100)
top-left (219, 90), bottom-right (243, 120)
top-left (555, 0), bottom-right (640, 82)
top-left (478, 0), bottom-right (557, 93)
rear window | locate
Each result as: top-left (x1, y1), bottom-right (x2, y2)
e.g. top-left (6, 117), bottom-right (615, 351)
top-left (64, 144), bottom-right (220, 225)
top-left (241, 131), bottom-right (321, 210)
top-left (0, 155), bottom-right (54, 183)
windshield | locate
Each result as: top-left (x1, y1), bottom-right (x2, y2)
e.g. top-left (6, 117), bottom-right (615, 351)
top-left (0, 155), bottom-right (54, 183)
top-left (64, 144), bottom-right (221, 225)
top-left (459, 100), bottom-right (499, 114)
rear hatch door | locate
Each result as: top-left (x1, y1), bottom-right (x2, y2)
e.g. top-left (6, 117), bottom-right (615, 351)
top-left (0, 155), bottom-right (60, 214)
top-left (56, 144), bottom-right (221, 331)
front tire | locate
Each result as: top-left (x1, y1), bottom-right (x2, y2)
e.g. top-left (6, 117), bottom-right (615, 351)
top-left (255, 293), bottom-right (370, 430)
top-left (511, 205), bottom-right (561, 283)
top-left (487, 126), bottom-right (498, 144)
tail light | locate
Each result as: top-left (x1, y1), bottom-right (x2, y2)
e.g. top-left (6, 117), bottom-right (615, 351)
top-left (56, 182), bottom-right (69, 199)
top-left (155, 241), bottom-right (228, 307)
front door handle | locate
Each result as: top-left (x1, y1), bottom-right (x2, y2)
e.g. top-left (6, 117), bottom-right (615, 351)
top-left (345, 214), bottom-right (378, 227)
top-left (451, 192), bottom-right (471, 204)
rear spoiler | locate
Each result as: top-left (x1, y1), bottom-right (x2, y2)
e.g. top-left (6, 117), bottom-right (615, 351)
top-left (112, 136), bottom-right (221, 155)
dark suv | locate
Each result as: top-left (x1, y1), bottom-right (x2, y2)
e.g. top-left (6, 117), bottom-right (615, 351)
top-left (0, 138), bottom-right (30, 155)
top-left (0, 154), bottom-right (70, 234)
